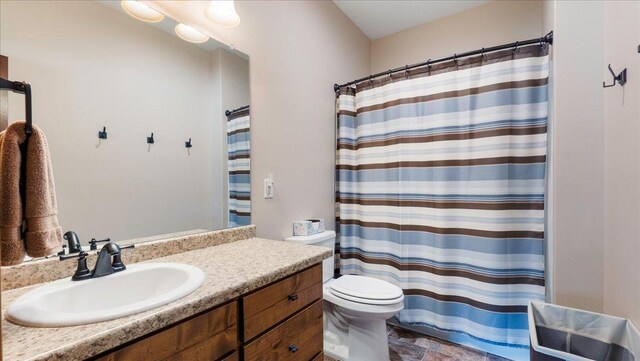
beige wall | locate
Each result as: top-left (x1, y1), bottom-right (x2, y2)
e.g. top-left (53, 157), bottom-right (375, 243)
top-left (0, 1), bottom-right (224, 242)
top-left (547, 0), bottom-right (606, 313)
top-left (371, 1), bottom-right (542, 73)
top-left (149, 1), bottom-right (371, 240)
top-left (603, 1), bottom-right (640, 324)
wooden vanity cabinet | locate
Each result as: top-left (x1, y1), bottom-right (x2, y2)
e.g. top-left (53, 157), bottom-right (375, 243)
top-left (91, 263), bottom-right (323, 361)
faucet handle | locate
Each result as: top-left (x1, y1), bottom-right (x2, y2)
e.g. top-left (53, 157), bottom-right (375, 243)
top-left (59, 250), bottom-right (88, 261)
top-left (59, 251), bottom-right (92, 281)
top-left (112, 244), bottom-right (135, 272)
top-left (57, 244), bottom-right (68, 256)
top-left (89, 238), bottom-right (111, 251)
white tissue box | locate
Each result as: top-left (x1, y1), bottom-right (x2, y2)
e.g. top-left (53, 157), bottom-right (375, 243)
top-left (293, 219), bottom-right (325, 236)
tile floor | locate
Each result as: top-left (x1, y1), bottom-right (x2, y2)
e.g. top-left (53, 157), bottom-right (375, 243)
top-left (324, 324), bottom-right (513, 361)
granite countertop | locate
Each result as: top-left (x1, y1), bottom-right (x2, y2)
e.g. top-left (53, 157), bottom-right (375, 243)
top-left (2, 238), bottom-right (332, 361)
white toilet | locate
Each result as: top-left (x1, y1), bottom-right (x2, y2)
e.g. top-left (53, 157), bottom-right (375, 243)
top-left (285, 231), bottom-right (404, 361)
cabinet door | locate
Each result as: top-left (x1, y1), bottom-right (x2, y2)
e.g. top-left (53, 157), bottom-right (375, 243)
top-left (93, 301), bottom-right (237, 361)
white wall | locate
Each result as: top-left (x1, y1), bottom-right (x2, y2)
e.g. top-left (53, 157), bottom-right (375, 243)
top-left (149, 0), bottom-right (371, 240)
top-left (0, 1), bottom-right (223, 242)
top-left (545, 0), bottom-right (606, 313)
top-left (545, 0), bottom-right (640, 323)
top-left (603, 1), bottom-right (640, 324)
top-left (371, 1), bottom-right (543, 73)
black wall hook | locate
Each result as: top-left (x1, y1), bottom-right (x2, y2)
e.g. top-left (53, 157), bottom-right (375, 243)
top-left (185, 138), bottom-right (192, 148)
top-left (147, 133), bottom-right (154, 144)
top-left (98, 126), bottom-right (107, 139)
top-left (603, 64), bottom-right (627, 88)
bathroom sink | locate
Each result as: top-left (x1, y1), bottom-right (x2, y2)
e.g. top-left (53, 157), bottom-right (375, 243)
top-left (6, 263), bottom-right (206, 327)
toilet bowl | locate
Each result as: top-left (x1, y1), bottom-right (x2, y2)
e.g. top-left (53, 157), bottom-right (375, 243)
top-left (285, 231), bottom-right (404, 361)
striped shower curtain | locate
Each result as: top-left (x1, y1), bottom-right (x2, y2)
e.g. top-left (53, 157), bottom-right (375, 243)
top-left (336, 45), bottom-right (548, 358)
top-left (227, 107), bottom-right (251, 227)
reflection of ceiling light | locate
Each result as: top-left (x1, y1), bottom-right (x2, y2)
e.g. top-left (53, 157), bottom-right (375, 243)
top-left (205, 0), bottom-right (241, 28)
top-left (121, 1), bottom-right (165, 23)
top-left (174, 24), bottom-right (209, 43)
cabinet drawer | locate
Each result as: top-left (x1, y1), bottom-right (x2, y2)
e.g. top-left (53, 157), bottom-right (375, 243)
top-left (242, 264), bottom-right (322, 341)
top-left (221, 352), bottom-right (238, 361)
top-left (162, 324), bottom-right (237, 361)
top-left (94, 301), bottom-right (237, 361)
top-left (243, 300), bottom-right (323, 361)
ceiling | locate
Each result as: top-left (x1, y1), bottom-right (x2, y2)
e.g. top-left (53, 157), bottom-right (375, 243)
top-left (334, 0), bottom-right (491, 40)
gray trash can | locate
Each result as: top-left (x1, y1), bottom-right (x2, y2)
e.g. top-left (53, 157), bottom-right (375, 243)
top-left (529, 301), bottom-right (640, 361)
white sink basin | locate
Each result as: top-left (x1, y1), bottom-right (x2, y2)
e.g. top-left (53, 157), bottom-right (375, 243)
top-left (6, 263), bottom-right (205, 327)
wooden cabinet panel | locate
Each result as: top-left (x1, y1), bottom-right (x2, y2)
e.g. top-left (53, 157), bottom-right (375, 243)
top-left (94, 301), bottom-right (237, 361)
top-left (221, 352), bottom-right (239, 361)
top-left (163, 324), bottom-right (237, 361)
top-left (242, 265), bottom-right (322, 341)
top-left (242, 300), bottom-right (323, 361)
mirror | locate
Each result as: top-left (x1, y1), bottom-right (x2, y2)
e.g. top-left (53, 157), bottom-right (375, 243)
top-left (0, 0), bottom-right (251, 258)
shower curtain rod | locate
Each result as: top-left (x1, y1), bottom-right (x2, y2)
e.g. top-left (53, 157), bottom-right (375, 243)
top-left (334, 31), bottom-right (553, 92)
top-left (225, 105), bottom-right (250, 117)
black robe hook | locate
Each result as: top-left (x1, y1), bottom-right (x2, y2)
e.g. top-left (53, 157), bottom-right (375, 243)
top-left (147, 132), bottom-right (155, 144)
top-left (603, 64), bottom-right (627, 88)
top-left (185, 138), bottom-right (193, 148)
top-left (98, 126), bottom-right (107, 139)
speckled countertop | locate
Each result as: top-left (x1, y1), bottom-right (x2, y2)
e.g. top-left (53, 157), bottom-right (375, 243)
top-left (2, 238), bottom-right (332, 361)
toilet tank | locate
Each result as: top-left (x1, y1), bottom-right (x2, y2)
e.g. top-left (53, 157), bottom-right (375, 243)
top-left (284, 230), bottom-right (336, 283)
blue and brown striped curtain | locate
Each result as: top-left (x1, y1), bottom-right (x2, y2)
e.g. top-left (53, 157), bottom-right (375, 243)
top-left (227, 107), bottom-right (251, 227)
top-left (336, 45), bottom-right (549, 359)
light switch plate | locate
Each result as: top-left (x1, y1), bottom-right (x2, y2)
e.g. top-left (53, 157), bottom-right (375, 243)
top-left (264, 178), bottom-right (274, 199)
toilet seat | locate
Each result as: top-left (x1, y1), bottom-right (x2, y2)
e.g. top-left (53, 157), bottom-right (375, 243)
top-left (329, 275), bottom-right (404, 305)
top-left (323, 281), bottom-right (404, 320)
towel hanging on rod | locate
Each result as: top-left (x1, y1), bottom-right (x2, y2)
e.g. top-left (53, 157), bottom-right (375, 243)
top-left (0, 76), bottom-right (33, 239)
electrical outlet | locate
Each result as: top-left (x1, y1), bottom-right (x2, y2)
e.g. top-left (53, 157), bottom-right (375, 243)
top-left (264, 177), bottom-right (274, 199)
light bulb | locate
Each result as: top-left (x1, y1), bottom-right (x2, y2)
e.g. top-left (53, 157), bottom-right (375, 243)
top-left (205, 0), bottom-right (241, 28)
top-left (174, 23), bottom-right (209, 44)
top-left (121, 1), bottom-right (164, 23)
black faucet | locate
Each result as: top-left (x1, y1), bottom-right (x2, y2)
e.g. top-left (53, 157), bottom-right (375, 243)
top-left (63, 231), bottom-right (82, 254)
top-left (60, 241), bottom-right (134, 281)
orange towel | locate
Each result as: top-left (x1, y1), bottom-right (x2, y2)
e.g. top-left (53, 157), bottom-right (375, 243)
top-left (0, 121), bottom-right (62, 265)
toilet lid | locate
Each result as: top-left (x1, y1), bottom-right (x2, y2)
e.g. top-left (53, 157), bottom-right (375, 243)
top-left (330, 275), bottom-right (403, 305)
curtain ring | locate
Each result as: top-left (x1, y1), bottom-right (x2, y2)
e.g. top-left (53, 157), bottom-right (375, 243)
top-left (404, 65), bottom-right (410, 79)
top-left (453, 54), bottom-right (458, 66)
top-left (388, 69), bottom-right (393, 80)
top-left (513, 41), bottom-right (519, 55)
top-left (427, 59), bottom-right (432, 74)
top-left (369, 75), bottom-right (374, 85)
top-left (481, 47), bottom-right (487, 62)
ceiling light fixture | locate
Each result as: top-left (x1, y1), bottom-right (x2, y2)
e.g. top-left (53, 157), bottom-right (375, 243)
top-left (174, 23), bottom-right (209, 44)
top-left (121, 1), bottom-right (165, 23)
top-left (205, 0), bottom-right (241, 28)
